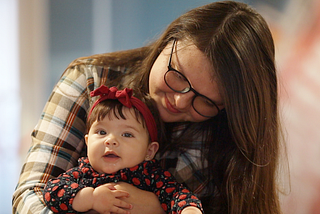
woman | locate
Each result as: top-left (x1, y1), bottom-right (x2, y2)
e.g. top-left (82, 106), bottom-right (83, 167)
top-left (13, 1), bottom-right (282, 213)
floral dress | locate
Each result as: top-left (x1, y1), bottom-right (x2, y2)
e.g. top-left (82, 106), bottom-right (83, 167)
top-left (44, 157), bottom-right (203, 214)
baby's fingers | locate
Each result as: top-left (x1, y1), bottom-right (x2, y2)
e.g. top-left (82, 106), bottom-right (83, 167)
top-left (114, 198), bottom-right (132, 210)
top-left (112, 190), bottom-right (130, 198)
top-left (110, 204), bottom-right (131, 214)
top-left (102, 183), bottom-right (117, 190)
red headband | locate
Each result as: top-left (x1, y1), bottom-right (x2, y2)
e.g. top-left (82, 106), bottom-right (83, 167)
top-left (88, 86), bottom-right (157, 142)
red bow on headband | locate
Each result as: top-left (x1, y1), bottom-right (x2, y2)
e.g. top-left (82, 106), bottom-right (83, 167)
top-left (88, 85), bottom-right (158, 142)
top-left (90, 86), bottom-right (134, 108)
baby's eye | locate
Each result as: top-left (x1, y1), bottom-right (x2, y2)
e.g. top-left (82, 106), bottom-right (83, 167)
top-left (122, 133), bottom-right (133, 138)
top-left (97, 130), bottom-right (107, 135)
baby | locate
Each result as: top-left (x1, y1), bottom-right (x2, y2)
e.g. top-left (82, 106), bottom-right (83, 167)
top-left (43, 85), bottom-right (203, 214)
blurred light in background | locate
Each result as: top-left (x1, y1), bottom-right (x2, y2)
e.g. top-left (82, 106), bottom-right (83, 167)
top-left (0, 1), bottom-right (20, 213)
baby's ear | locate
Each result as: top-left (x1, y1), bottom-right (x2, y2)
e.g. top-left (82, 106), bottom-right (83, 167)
top-left (145, 142), bottom-right (159, 161)
top-left (84, 134), bottom-right (89, 145)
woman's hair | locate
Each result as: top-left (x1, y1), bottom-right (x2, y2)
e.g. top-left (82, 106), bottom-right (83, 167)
top-left (70, 1), bottom-right (282, 213)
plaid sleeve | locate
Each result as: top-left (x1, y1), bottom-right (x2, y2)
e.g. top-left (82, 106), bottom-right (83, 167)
top-left (12, 62), bottom-right (110, 214)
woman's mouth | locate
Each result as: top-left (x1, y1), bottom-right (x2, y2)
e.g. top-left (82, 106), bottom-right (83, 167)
top-left (165, 96), bottom-right (181, 114)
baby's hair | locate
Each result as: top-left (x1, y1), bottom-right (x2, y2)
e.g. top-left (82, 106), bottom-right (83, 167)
top-left (87, 93), bottom-right (163, 143)
top-left (87, 99), bottom-right (145, 129)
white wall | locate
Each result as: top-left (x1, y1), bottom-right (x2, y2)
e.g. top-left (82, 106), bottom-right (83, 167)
top-left (0, 0), bottom-right (21, 213)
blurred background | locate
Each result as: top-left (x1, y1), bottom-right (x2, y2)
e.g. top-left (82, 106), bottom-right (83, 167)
top-left (1, 0), bottom-right (319, 213)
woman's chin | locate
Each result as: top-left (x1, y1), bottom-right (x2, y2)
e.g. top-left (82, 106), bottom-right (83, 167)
top-left (161, 113), bottom-right (183, 123)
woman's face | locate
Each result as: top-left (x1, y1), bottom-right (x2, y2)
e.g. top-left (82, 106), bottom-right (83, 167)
top-left (149, 40), bottom-right (224, 122)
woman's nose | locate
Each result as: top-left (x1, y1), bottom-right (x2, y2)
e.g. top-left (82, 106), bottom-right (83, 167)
top-left (104, 135), bottom-right (119, 147)
top-left (174, 92), bottom-right (194, 110)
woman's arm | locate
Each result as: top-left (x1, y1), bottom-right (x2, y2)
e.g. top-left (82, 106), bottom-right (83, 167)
top-left (113, 182), bottom-right (165, 214)
top-left (12, 63), bottom-right (107, 214)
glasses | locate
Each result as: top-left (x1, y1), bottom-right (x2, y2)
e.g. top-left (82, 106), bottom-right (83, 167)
top-left (164, 39), bottom-right (220, 118)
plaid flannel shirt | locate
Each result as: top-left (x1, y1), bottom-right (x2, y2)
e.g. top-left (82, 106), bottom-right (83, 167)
top-left (12, 59), bottom-right (210, 214)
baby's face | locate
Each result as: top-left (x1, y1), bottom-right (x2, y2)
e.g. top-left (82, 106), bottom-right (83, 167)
top-left (85, 107), bottom-right (153, 174)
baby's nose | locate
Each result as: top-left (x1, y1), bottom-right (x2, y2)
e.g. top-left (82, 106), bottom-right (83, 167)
top-left (104, 135), bottom-right (119, 147)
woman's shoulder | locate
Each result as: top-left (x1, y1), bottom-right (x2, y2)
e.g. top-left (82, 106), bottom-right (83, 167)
top-left (66, 54), bottom-right (115, 73)
top-left (58, 47), bottom-right (150, 94)
top-left (63, 48), bottom-right (147, 80)
top-left (68, 46), bottom-right (150, 69)
top-left (60, 54), bottom-right (126, 87)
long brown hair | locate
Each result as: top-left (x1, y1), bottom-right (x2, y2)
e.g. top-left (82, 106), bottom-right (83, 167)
top-left (136, 2), bottom-right (282, 212)
top-left (69, 1), bottom-right (282, 213)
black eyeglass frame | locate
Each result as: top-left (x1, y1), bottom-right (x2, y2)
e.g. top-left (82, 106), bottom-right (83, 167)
top-left (164, 39), bottom-right (221, 118)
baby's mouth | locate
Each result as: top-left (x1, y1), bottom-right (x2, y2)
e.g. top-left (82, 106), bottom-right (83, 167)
top-left (103, 151), bottom-right (120, 159)
top-left (104, 153), bottom-right (119, 158)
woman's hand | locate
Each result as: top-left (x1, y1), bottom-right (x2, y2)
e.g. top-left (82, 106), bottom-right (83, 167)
top-left (113, 182), bottom-right (165, 214)
top-left (180, 206), bottom-right (203, 214)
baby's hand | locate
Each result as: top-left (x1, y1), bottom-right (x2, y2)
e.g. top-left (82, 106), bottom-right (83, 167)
top-left (92, 183), bottom-right (132, 214)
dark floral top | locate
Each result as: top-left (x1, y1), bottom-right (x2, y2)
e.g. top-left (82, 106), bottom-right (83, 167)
top-left (43, 157), bottom-right (203, 214)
